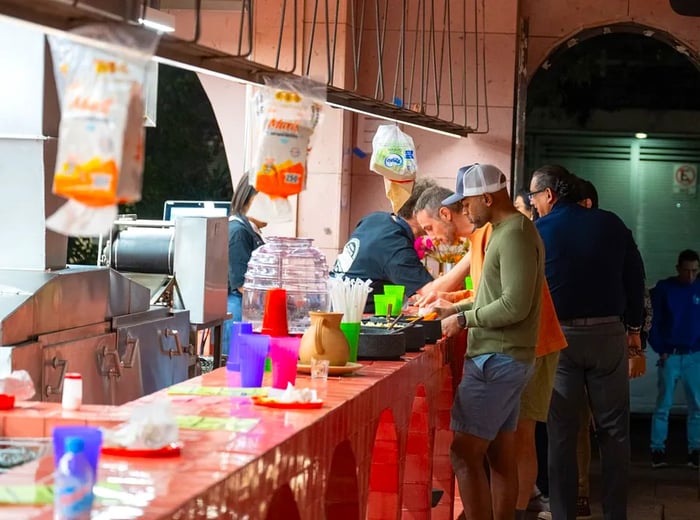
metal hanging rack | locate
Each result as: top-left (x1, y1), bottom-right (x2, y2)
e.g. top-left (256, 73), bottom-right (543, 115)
top-left (0, 0), bottom-right (489, 137)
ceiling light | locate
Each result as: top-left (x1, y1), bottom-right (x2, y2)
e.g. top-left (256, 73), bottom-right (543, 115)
top-left (138, 7), bottom-right (176, 33)
top-left (635, 132), bottom-right (648, 139)
top-left (327, 102), bottom-right (463, 139)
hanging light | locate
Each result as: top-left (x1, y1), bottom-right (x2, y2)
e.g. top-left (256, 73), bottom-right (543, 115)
top-left (634, 132), bottom-right (648, 139)
top-left (138, 7), bottom-right (176, 33)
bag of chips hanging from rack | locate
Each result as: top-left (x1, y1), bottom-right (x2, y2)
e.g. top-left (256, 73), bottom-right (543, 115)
top-left (370, 124), bottom-right (418, 212)
top-left (46, 24), bottom-right (160, 236)
top-left (249, 76), bottom-right (324, 222)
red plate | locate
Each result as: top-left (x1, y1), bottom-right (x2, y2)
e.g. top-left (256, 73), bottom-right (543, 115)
top-left (101, 442), bottom-right (183, 458)
top-left (251, 396), bottom-right (323, 409)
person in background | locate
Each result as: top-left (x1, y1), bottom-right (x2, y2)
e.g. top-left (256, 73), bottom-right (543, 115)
top-left (648, 249), bottom-right (700, 469)
top-left (529, 164), bottom-right (645, 520)
top-left (514, 188), bottom-right (536, 220)
top-left (222, 175), bottom-right (266, 356)
top-left (438, 164), bottom-right (545, 520)
top-left (331, 179), bottom-right (435, 312)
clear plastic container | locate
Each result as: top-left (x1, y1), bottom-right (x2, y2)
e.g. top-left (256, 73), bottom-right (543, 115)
top-left (242, 237), bottom-right (330, 334)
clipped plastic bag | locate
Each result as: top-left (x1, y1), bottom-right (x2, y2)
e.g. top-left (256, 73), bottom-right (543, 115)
top-left (0, 370), bottom-right (36, 401)
top-left (46, 24), bottom-right (160, 236)
top-left (249, 76), bottom-right (324, 222)
top-left (370, 124), bottom-right (418, 181)
top-left (102, 400), bottom-right (178, 450)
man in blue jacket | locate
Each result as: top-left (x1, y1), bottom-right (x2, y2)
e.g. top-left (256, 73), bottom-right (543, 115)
top-left (528, 164), bottom-right (646, 520)
top-left (649, 249), bottom-right (700, 469)
top-left (332, 179), bottom-right (435, 312)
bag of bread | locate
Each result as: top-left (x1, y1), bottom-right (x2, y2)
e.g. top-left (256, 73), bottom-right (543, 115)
top-left (46, 24), bottom-right (160, 236)
top-left (370, 124), bottom-right (418, 180)
top-left (249, 76), bottom-right (324, 222)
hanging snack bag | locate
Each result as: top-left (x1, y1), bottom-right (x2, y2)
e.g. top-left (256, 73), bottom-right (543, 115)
top-left (370, 124), bottom-right (418, 180)
top-left (249, 76), bottom-right (324, 221)
top-left (370, 124), bottom-right (418, 212)
top-left (46, 24), bottom-right (160, 236)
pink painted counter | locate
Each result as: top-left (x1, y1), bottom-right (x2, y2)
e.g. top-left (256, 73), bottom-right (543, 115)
top-left (0, 338), bottom-right (461, 519)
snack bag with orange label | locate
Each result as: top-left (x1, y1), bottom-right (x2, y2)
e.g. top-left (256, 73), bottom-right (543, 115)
top-left (46, 24), bottom-right (159, 236)
top-left (249, 76), bottom-right (324, 222)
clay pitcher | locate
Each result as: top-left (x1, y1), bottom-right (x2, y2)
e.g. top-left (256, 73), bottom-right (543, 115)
top-left (299, 312), bottom-right (350, 366)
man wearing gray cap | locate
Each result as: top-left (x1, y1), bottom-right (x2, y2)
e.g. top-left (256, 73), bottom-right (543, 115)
top-left (441, 164), bottom-right (545, 520)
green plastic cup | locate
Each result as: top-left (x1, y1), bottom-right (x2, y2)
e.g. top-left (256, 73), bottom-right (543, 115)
top-left (464, 276), bottom-right (474, 290)
top-left (374, 294), bottom-right (400, 316)
top-left (382, 285), bottom-right (405, 316)
top-left (340, 322), bottom-right (361, 363)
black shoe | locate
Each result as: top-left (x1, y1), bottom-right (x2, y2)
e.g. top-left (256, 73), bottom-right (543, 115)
top-left (688, 450), bottom-right (699, 469)
top-left (651, 450), bottom-right (667, 468)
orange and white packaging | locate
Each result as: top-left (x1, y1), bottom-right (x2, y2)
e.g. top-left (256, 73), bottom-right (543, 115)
top-left (46, 24), bottom-right (160, 236)
top-left (249, 76), bottom-right (324, 223)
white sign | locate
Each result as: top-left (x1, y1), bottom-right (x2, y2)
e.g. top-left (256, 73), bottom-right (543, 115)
top-left (672, 163), bottom-right (697, 195)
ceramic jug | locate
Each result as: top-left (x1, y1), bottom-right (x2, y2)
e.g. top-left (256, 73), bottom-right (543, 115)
top-left (299, 312), bottom-right (349, 366)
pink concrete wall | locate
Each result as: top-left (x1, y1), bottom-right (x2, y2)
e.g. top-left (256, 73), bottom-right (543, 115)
top-left (523, 0), bottom-right (700, 80)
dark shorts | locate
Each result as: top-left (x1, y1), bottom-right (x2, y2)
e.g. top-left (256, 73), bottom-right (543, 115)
top-left (451, 353), bottom-right (534, 440)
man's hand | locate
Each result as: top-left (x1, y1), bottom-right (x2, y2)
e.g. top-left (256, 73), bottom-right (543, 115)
top-left (441, 314), bottom-right (464, 338)
top-left (628, 354), bottom-right (646, 379)
top-left (432, 299), bottom-right (459, 319)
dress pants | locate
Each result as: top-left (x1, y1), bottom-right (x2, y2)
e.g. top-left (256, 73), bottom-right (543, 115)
top-left (548, 320), bottom-right (630, 520)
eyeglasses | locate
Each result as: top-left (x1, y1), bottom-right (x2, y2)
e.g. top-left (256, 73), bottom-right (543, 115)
top-left (527, 189), bottom-right (545, 201)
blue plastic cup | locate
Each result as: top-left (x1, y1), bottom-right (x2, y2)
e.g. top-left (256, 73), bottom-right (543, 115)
top-left (227, 321), bottom-right (253, 372)
top-left (52, 425), bottom-right (102, 478)
top-left (238, 334), bottom-right (270, 387)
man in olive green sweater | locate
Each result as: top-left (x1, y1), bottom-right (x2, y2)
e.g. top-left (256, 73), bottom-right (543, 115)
top-left (440, 164), bottom-right (545, 520)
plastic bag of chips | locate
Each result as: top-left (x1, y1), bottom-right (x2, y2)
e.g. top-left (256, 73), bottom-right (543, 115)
top-left (249, 76), bottom-right (324, 222)
top-left (46, 24), bottom-right (160, 236)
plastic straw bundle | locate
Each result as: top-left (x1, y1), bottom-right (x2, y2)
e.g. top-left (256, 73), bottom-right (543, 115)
top-left (328, 277), bottom-right (373, 323)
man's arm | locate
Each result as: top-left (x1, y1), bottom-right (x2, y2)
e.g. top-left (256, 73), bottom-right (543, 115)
top-left (385, 244), bottom-right (435, 297)
top-left (648, 284), bottom-right (672, 355)
top-left (415, 251), bottom-right (471, 305)
top-left (464, 229), bottom-right (540, 328)
top-left (622, 227), bottom-right (646, 329)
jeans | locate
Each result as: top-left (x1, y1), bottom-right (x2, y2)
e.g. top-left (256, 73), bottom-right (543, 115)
top-left (221, 292), bottom-right (243, 356)
top-left (650, 351), bottom-right (700, 453)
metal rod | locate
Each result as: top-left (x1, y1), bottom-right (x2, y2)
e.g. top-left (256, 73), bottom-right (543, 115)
top-left (304, 0), bottom-right (320, 76)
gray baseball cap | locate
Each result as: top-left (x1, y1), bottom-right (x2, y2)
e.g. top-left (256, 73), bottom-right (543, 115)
top-left (441, 163), bottom-right (508, 205)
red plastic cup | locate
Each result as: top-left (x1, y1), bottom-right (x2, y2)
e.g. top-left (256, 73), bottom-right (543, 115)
top-left (261, 288), bottom-right (289, 337)
top-left (269, 336), bottom-right (302, 389)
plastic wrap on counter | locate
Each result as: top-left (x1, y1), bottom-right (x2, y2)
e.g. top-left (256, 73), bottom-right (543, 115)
top-left (102, 401), bottom-right (179, 450)
top-left (46, 24), bottom-right (160, 236)
top-left (248, 76), bottom-right (324, 223)
top-left (0, 370), bottom-right (36, 402)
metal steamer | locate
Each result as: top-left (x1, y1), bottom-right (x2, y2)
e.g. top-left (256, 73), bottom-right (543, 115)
top-left (0, 215), bottom-right (228, 406)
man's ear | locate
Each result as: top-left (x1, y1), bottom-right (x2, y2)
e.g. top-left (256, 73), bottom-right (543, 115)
top-left (438, 206), bottom-right (452, 221)
top-left (483, 193), bottom-right (494, 206)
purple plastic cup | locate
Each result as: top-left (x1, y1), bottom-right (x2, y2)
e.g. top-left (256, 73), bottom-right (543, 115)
top-left (52, 425), bottom-right (102, 477)
top-left (227, 321), bottom-right (253, 372)
top-left (269, 336), bottom-right (302, 389)
top-left (238, 333), bottom-right (270, 387)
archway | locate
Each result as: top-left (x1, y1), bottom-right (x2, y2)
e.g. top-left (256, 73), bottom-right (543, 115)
top-left (265, 483), bottom-right (301, 520)
top-left (325, 440), bottom-right (360, 519)
top-left (402, 384), bottom-right (432, 516)
top-left (520, 22), bottom-right (700, 489)
top-left (367, 408), bottom-right (400, 520)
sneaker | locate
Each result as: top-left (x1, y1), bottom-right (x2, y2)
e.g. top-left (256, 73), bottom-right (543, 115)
top-left (651, 450), bottom-right (668, 468)
top-left (688, 450), bottom-right (699, 469)
top-left (527, 492), bottom-right (550, 513)
top-left (577, 496), bottom-right (592, 518)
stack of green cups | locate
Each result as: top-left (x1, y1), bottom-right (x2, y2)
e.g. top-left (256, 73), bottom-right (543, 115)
top-left (464, 276), bottom-right (474, 290)
top-left (382, 285), bottom-right (405, 316)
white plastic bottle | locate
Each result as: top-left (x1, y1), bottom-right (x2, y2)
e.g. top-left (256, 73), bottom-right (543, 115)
top-left (61, 373), bottom-right (83, 411)
top-left (54, 436), bottom-right (95, 520)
